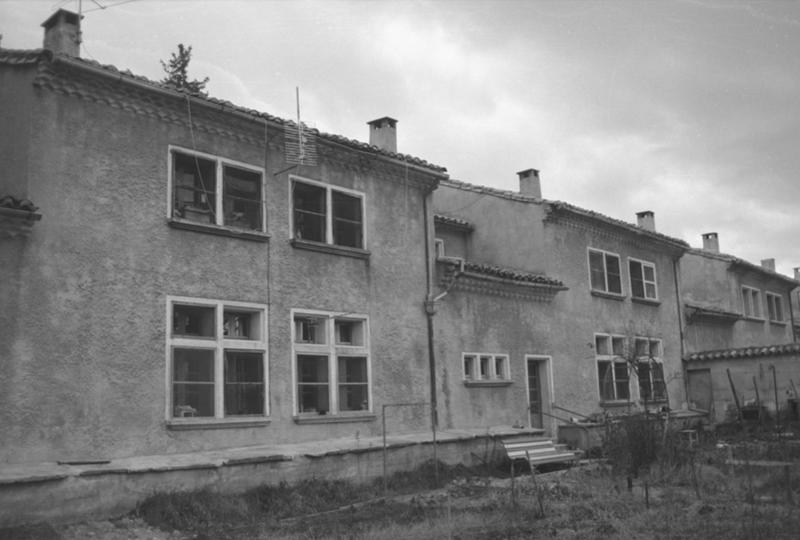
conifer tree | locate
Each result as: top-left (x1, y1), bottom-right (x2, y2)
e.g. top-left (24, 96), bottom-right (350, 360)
top-left (160, 43), bottom-right (209, 96)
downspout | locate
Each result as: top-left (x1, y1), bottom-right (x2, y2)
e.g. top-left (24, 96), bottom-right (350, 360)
top-left (423, 192), bottom-right (438, 429)
top-left (789, 287), bottom-right (797, 343)
top-left (673, 255), bottom-right (687, 408)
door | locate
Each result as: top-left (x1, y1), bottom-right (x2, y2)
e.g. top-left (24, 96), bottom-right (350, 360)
top-left (687, 369), bottom-right (713, 414)
top-left (527, 358), bottom-right (543, 429)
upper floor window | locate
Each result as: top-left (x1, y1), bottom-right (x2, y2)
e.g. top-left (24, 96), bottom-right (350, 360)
top-left (742, 286), bottom-right (763, 319)
top-left (766, 292), bottom-right (785, 323)
top-left (168, 297), bottom-right (268, 421)
top-left (588, 249), bottom-right (622, 295)
top-left (170, 147), bottom-right (265, 232)
top-left (595, 333), bottom-right (628, 401)
top-left (292, 310), bottom-right (370, 416)
top-left (634, 337), bottom-right (665, 402)
top-left (292, 177), bottom-right (365, 249)
top-left (629, 258), bottom-right (658, 300)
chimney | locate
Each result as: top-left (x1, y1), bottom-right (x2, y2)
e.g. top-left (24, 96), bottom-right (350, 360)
top-left (42, 9), bottom-right (82, 57)
top-left (636, 210), bottom-right (655, 232)
top-left (702, 232), bottom-right (719, 253)
top-left (367, 117), bottom-right (397, 153)
top-left (761, 258), bottom-right (776, 272)
top-left (794, 267), bottom-right (800, 282)
top-left (517, 169), bottom-right (542, 199)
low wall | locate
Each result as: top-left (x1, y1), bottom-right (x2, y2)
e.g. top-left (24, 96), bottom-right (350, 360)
top-left (0, 428), bottom-right (540, 527)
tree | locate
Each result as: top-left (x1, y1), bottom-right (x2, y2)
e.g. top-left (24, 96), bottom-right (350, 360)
top-left (160, 43), bottom-right (209, 96)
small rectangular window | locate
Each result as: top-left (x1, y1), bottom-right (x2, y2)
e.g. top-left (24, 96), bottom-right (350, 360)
top-left (766, 292), bottom-right (784, 323)
top-left (629, 259), bottom-right (658, 300)
top-left (292, 178), bottom-right (365, 249)
top-left (742, 286), bottom-right (763, 319)
top-left (295, 316), bottom-right (327, 344)
top-left (335, 319), bottom-right (364, 346)
top-left (588, 249), bottom-right (622, 295)
top-left (173, 305), bottom-right (215, 338)
top-left (595, 333), bottom-right (628, 401)
top-left (462, 353), bottom-right (510, 382)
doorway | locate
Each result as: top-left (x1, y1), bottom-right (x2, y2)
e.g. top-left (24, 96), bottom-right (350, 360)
top-left (526, 356), bottom-right (551, 430)
top-left (687, 369), bottom-right (713, 415)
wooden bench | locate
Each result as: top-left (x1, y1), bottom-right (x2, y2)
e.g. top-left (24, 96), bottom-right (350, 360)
top-left (502, 437), bottom-right (581, 471)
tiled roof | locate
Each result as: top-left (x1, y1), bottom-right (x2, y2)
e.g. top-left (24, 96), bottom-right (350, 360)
top-left (686, 343), bottom-right (800, 362)
top-left (546, 201), bottom-right (690, 250)
top-left (439, 257), bottom-right (565, 288)
top-left (684, 302), bottom-right (740, 322)
top-left (686, 247), bottom-right (799, 287)
top-left (434, 214), bottom-right (474, 231)
top-left (0, 195), bottom-right (38, 212)
top-left (440, 178), bottom-right (539, 203)
top-left (0, 49), bottom-right (447, 174)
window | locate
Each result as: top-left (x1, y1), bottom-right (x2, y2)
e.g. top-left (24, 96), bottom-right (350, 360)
top-left (629, 258), bottom-right (658, 300)
top-left (634, 337), bottom-right (666, 402)
top-left (596, 334), bottom-right (628, 401)
top-left (588, 249), bottom-right (622, 295)
top-left (292, 177), bottom-right (365, 249)
top-left (170, 147), bottom-right (265, 231)
top-left (293, 310), bottom-right (370, 416)
top-left (463, 353), bottom-right (510, 383)
top-left (766, 292), bottom-right (785, 323)
top-left (168, 297), bottom-right (267, 421)
top-left (742, 286), bottom-right (763, 319)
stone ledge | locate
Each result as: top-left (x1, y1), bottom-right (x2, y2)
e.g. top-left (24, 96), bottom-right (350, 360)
top-left (290, 238), bottom-right (370, 259)
top-left (168, 218), bottom-right (270, 242)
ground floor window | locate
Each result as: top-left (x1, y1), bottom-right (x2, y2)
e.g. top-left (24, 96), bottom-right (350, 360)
top-left (462, 353), bottom-right (510, 382)
top-left (596, 333), bottom-right (629, 401)
top-left (635, 337), bottom-right (666, 402)
top-left (293, 310), bottom-right (370, 415)
top-left (168, 296), bottom-right (268, 419)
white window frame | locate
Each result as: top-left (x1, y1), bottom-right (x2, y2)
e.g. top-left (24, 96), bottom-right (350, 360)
top-left (595, 333), bottom-right (629, 402)
top-left (628, 257), bottom-right (658, 301)
top-left (289, 175), bottom-right (367, 249)
top-left (742, 285), bottom-right (763, 319)
top-left (434, 238), bottom-right (445, 258)
top-left (291, 309), bottom-right (372, 417)
top-left (167, 145), bottom-right (266, 232)
top-left (588, 248), bottom-right (623, 296)
top-left (462, 352), bottom-right (511, 384)
top-left (766, 291), bottom-right (785, 323)
top-left (165, 296), bottom-right (269, 423)
top-left (634, 337), bottom-right (666, 402)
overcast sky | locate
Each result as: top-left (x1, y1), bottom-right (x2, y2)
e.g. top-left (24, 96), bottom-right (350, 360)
top-left (2, 0), bottom-right (799, 276)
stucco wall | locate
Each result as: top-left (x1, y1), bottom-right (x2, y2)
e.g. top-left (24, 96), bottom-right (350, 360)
top-left (0, 62), bottom-right (435, 464)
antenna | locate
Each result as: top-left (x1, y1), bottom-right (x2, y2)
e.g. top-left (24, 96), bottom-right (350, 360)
top-left (285, 86), bottom-right (318, 166)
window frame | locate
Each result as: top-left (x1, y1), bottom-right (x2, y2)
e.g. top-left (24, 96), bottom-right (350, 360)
top-left (291, 309), bottom-right (373, 420)
top-left (595, 333), bottom-right (629, 403)
top-left (628, 257), bottom-right (658, 301)
top-left (634, 337), bottom-right (666, 403)
top-left (741, 285), bottom-right (764, 320)
top-left (588, 248), bottom-right (624, 297)
top-left (290, 175), bottom-right (367, 250)
top-left (167, 145), bottom-right (267, 233)
top-left (462, 352), bottom-right (511, 386)
top-left (766, 291), bottom-right (785, 323)
top-left (166, 296), bottom-right (269, 428)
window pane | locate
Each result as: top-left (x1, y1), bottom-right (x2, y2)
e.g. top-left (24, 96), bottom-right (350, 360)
top-left (589, 251), bottom-right (606, 291)
top-left (338, 356), bottom-right (368, 411)
top-left (335, 320), bottom-right (363, 346)
top-left (606, 255), bottom-right (622, 294)
top-left (743, 289), bottom-right (752, 316)
top-left (635, 339), bottom-right (648, 357)
top-left (595, 335), bottom-right (610, 356)
top-left (645, 283), bottom-right (657, 299)
top-left (495, 357), bottom-right (506, 379)
top-left (297, 354), bottom-right (329, 414)
top-left (224, 311), bottom-right (254, 339)
top-left (224, 352), bottom-right (264, 415)
top-left (223, 166), bottom-right (262, 230)
top-left (173, 305), bottom-right (215, 337)
top-left (295, 316), bottom-right (327, 344)
top-left (332, 191), bottom-right (363, 248)
top-left (598, 361), bottom-right (613, 400)
top-left (172, 348), bottom-right (214, 417)
top-left (630, 260), bottom-right (644, 298)
top-left (173, 152), bottom-right (216, 223)
top-left (293, 182), bottom-right (326, 242)
top-left (480, 356), bottom-right (491, 379)
top-left (464, 355), bottom-right (475, 380)
top-left (643, 265), bottom-right (655, 282)
top-left (611, 337), bottom-right (624, 356)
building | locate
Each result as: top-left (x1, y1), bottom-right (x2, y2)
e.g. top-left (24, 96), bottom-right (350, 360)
top-left (431, 170), bottom-right (691, 439)
top-left (681, 233), bottom-right (800, 422)
top-left (0, 10), bottom-right (448, 467)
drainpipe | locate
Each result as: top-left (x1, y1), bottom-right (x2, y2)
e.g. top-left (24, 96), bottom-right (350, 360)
top-left (673, 255), bottom-right (687, 407)
top-left (789, 287), bottom-right (797, 343)
top-left (423, 193), bottom-right (438, 429)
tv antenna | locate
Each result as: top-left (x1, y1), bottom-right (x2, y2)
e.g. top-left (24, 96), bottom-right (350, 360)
top-left (285, 87), bottom-right (318, 166)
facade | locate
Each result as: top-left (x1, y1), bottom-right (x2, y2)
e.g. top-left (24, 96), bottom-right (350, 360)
top-left (431, 171), bottom-right (690, 437)
top-left (681, 233), bottom-right (800, 422)
top-left (0, 11), bottom-right (447, 465)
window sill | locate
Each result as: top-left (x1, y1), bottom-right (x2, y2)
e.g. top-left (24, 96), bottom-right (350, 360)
top-left (166, 417), bottom-right (271, 431)
top-left (631, 297), bottom-right (660, 306)
top-left (769, 320), bottom-right (788, 326)
top-left (290, 238), bottom-right (371, 259)
top-left (590, 290), bottom-right (625, 301)
top-left (464, 380), bottom-right (513, 387)
top-left (599, 400), bottom-right (634, 408)
top-left (743, 316), bottom-right (766, 323)
top-left (293, 413), bottom-right (376, 424)
top-left (168, 218), bottom-right (270, 243)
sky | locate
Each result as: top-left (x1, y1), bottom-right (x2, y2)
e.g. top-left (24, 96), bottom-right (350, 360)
top-left (2, 0), bottom-right (799, 276)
